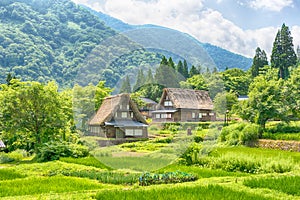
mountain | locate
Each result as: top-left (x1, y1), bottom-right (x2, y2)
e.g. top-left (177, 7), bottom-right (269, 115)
top-left (83, 6), bottom-right (252, 71)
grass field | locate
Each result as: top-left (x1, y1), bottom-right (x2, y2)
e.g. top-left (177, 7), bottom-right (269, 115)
top-left (1, 122), bottom-right (300, 199)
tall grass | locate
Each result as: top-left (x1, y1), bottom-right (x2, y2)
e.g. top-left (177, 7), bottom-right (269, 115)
top-left (0, 176), bottom-right (104, 197)
top-left (244, 175), bottom-right (300, 196)
top-left (95, 184), bottom-right (269, 200)
top-left (0, 168), bottom-right (26, 180)
top-left (59, 156), bottom-right (111, 169)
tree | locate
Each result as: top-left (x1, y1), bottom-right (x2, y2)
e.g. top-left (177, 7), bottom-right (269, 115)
top-left (297, 45), bottom-right (300, 64)
top-left (180, 74), bottom-right (208, 91)
top-left (155, 61), bottom-right (180, 88)
top-left (271, 23), bottom-right (297, 79)
top-left (221, 68), bottom-right (251, 95)
top-left (284, 67), bottom-right (300, 117)
top-left (119, 75), bottom-right (132, 93)
top-left (250, 47), bottom-right (268, 78)
top-left (94, 81), bottom-right (112, 110)
top-left (0, 80), bottom-right (74, 152)
top-left (176, 60), bottom-right (184, 76)
top-left (168, 57), bottom-right (175, 69)
top-left (189, 65), bottom-right (200, 77)
top-left (182, 60), bottom-right (189, 78)
top-left (213, 91), bottom-right (238, 115)
top-left (145, 68), bottom-right (154, 84)
top-left (133, 68), bottom-right (145, 92)
top-left (236, 69), bottom-right (287, 129)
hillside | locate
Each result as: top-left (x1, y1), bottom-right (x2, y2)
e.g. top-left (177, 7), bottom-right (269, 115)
top-left (0, 0), bottom-right (163, 88)
top-left (84, 6), bottom-right (252, 71)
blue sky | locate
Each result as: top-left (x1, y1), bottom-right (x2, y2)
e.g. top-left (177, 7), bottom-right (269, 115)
top-left (72, 0), bottom-right (300, 58)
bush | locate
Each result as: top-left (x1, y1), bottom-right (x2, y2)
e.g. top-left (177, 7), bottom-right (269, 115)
top-left (220, 123), bottom-right (260, 146)
top-left (36, 142), bottom-right (89, 162)
top-left (0, 152), bottom-right (14, 163)
top-left (139, 171), bottom-right (197, 186)
top-left (267, 122), bottom-right (300, 134)
top-left (0, 149), bottom-right (28, 163)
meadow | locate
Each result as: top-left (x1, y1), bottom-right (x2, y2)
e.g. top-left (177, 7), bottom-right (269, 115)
top-left (0, 122), bottom-right (300, 199)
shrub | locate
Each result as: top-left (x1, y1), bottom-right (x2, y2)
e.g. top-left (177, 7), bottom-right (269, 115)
top-left (220, 123), bottom-right (260, 146)
top-left (139, 171), bottom-right (197, 186)
top-left (36, 142), bottom-right (89, 162)
top-left (0, 152), bottom-right (14, 163)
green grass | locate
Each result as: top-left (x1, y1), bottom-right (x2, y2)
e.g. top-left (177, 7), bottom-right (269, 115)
top-left (95, 184), bottom-right (269, 200)
top-left (244, 175), bottom-right (300, 196)
top-left (59, 156), bottom-right (111, 169)
top-left (0, 168), bottom-right (27, 180)
top-left (262, 132), bottom-right (300, 141)
top-left (0, 176), bottom-right (104, 197)
top-left (60, 170), bottom-right (140, 185)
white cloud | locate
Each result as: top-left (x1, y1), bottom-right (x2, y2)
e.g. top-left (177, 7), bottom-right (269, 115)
top-left (249, 0), bottom-right (293, 12)
top-left (71, 0), bottom-right (300, 59)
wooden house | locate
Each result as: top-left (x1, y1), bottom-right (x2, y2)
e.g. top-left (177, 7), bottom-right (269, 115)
top-left (152, 88), bottom-right (216, 122)
top-left (88, 93), bottom-right (148, 138)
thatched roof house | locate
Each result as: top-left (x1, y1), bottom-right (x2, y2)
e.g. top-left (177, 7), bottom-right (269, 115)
top-left (153, 88), bottom-right (215, 122)
top-left (89, 93), bottom-right (148, 138)
top-left (139, 97), bottom-right (158, 119)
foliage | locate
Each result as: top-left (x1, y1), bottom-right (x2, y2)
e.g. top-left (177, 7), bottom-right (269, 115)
top-left (180, 74), bottom-right (208, 90)
top-left (284, 67), bottom-right (300, 117)
top-left (0, 80), bottom-right (76, 152)
top-left (139, 171), bottom-right (197, 186)
top-left (219, 123), bottom-right (261, 145)
top-left (221, 68), bottom-right (251, 95)
top-left (119, 75), bottom-right (132, 93)
top-left (271, 23), bottom-right (297, 79)
top-left (250, 47), bottom-right (268, 78)
top-left (244, 176), bottom-right (300, 196)
top-left (213, 91), bottom-right (238, 115)
top-left (36, 142), bottom-right (89, 162)
top-left (235, 68), bottom-right (287, 129)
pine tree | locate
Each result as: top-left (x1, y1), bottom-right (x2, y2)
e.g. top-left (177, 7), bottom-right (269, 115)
top-left (297, 45), bottom-right (300, 63)
top-left (176, 60), bottom-right (184, 76)
top-left (133, 68), bottom-right (145, 92)
top-left (145, 68), bottom-right (154, 84)
top-left (250, 47), bottom-right (268, 78)
top-left (183, 60), bottom-right (189, 78)
top-left (189, 65), bottom-right (200, 77)
top-left (168, 57), bottom-right (175, 69)
top-left (160, 56), bottom-right (168, 66)
top-left (271, 23), bottom-right (297, 79)
top-left (120, 75), bottom-right (131, 93)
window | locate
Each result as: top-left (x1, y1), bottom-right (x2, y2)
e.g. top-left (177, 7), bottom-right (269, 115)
top-left (135, 129), bottom-right (143, 136)
top-left (192, 113), bottom-right (196, 118)
top-left (125, 129), bottom-right (143, 136)
top-left (160, 113), bottom-right (172, 119)
top-left (167, 114), bottom-right (172, 118)
top-left (130, 112), bottom-right (133, 118)
top-left (202, 113), bottom-right (207, 116)
top-left (125, 129), bottom-right (134, 136)
top-left (127, 105), bottom-right (130, 110)
top-left (164, 101), bottom-right (173, 106)
top-left (121, 112), bottom-right (127, 118)
top-left (199, 113), bottom-right (202, 118)
top-left (156, 114), bottom-right (161, 119)
top-left (209, 113), bottom-right (214, 116)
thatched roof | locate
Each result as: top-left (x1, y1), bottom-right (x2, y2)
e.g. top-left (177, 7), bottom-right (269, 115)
top-left (158, 88), bottom-right (213, 110)
top-left (0, 140), bottom-right (5, 148)
top-left (89, 93), bottom-right (147, 126)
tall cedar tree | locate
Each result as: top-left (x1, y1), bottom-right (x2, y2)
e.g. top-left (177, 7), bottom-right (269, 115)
top-left (120, 75), bottom-right (131, 93)
top-left (133, 68), bottom-right (145, 92)
top-left (250, 47), bottom-right (268, 78)
top-left (297, 45), bottom-right (300, 63)
top-left (155, 57), bottom-right (180, 88)
top-left (189, 65), bottom-right (200, 77)
top-left (271, 23), bottom-right (297, 79)
top-left (183, 60), bottom-right (189, 78)
top-left (145, 68), bottom-right (154, 84)
top-left (177, 60), bottom-right (184, 76)
top-left (168, 57), bottom-right (175, 69)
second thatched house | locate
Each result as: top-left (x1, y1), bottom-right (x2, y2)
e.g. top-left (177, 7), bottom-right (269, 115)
top-left (88, 93), bottom-right (148, 138)
top-left (152, 88), bottom-right (216, 122)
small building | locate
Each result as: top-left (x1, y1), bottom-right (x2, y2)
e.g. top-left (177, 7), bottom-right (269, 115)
top-left (0, 140), bottom-right (5, 148)
top-left (238, 95), bottom-right (249, 101)
top-left (139, 97), bottom-right (158, 119)
top-left (89, 93), bottom-right (148, 138)
top-left (152, 88), bottom-right (216, 122)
